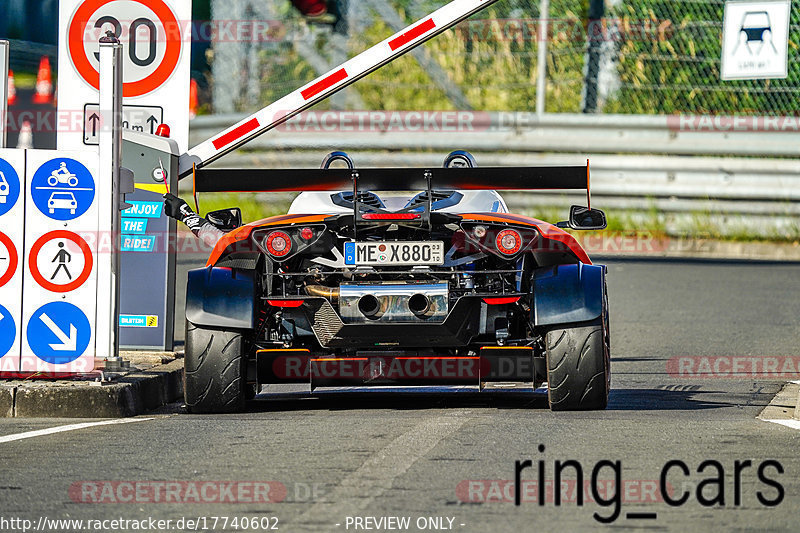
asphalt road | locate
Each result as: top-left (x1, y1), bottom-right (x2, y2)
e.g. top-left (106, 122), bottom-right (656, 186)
top-left (2, 258), bottom-right (800, 533)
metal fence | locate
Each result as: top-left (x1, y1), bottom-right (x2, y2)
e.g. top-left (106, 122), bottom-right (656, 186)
top-left (207, 0), bottom-right (800, 116)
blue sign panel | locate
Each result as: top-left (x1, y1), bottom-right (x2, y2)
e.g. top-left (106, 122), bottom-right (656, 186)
top-left (0, 304), bottom-right (16, 359)
top-left (120, 315), bottom-right (158, 328)
top-left (121, 218), bottom-right (149, 235)
top-left (0, 159), bottom-right (21, 216)
top-left (30, 158), bottom-right (95, 221)
top-left (122, 201), bottom-right (163, 219)
top-left (121, 235), bottom-right (157, 252)
top-left (26, 302), bottom-right (92, 365)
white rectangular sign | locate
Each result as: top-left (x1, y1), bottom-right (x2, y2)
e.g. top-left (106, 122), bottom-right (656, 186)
top-left (57, 0), bottom-right (191, 152)
top-left (20, 150), bottom-right (100, 373)
top-left (721, 0), bottom-right (791, 80)
top-left (0, 150), bottom-right (26, 373)
top-left (83, 103), bottom-right (164, 144)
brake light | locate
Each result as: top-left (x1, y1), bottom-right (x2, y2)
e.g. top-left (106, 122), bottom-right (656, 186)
top-left (483, 296), bottom-right (521, 305)
top-left (266, 299), bottom-right (304, 308)
top-left (300, 227), bottom-right (314, 240)
top-left (496, 229), bottom-right (522, 255)
top-left (362, 213), bottom-right (421, 220)
top-left (265, 231), bottom-right (292, 257)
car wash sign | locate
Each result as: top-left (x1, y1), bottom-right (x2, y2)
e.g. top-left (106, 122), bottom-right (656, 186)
top-left (57, 0), bottom-right (192, 151)
top-left (721, 0), bottom-right (790, 80)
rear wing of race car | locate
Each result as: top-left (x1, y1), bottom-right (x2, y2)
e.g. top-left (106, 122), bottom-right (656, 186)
top-left (192, 164), bottom-right (590, 193)
top-left (192, 162), bottom-right (593, 233)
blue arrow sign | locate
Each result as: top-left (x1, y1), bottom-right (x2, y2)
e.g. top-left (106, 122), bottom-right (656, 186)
top-left (0, 304), bottom-right (16, 359)
top-left (0, 158), bottom-right (21, 217)
top-left (30, 158), bottom-right (95, 221)
top-left (27, 302), bottom-right (91, 364)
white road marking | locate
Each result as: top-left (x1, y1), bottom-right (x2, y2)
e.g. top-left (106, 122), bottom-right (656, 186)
top-left (762, 418), bottom-right (800, 431)
top-left (0, 418), bottom-right (153, 444)
top-left (298, 411), bottom-right (473, 524)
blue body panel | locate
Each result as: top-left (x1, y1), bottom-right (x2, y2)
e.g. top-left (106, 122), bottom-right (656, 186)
top-left (185, 267), bottom-right (257, 330)
top-left (532, 263), bottom-right (606, 326)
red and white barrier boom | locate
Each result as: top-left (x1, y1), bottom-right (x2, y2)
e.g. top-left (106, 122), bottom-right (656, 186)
top-left (178, 0), bottom-right (501, 176)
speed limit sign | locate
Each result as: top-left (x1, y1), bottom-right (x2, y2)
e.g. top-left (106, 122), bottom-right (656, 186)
top-left (57, 0), bottom-right (191, 152)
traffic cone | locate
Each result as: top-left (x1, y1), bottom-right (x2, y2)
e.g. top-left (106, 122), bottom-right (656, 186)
top-left (17, 120), bottom-right (33, 149)
top-left (7, 70), bottom-right (17, 106)
top-left (189, 79), bottom-right (198, 120)
top-left (32, 56), bottom-right (53, 104)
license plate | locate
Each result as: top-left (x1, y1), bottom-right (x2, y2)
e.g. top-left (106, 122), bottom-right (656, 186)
top-left (344, 241), bottom-right (444, 266)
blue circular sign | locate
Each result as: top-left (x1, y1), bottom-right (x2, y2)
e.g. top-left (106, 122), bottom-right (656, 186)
top-left (0, 304), bottom-right (16, 359)
top-left (30, 158), bottom-right (95, 221)
top-left (27, 302), bottom-right (91, 365)
top-left (0, 158), bottom-right (21, 217)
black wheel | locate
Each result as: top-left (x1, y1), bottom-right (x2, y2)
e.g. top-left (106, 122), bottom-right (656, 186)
top-left (184, 321), bottom-right (247, 413)
top-left (545, 299), bottom-right (610, 411)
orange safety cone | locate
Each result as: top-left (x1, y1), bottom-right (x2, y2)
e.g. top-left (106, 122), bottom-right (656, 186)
top-left (8, 70), bottom-right (17, 106)
top-left (17, 120), bottom-right (33, 149)
top-left (189, 78), bottom-right (199, 119)
top-left (32, 56), bottom-right (53, 104)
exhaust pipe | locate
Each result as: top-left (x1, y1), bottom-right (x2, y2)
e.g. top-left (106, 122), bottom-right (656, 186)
top-left (305, 284), bottom-right (340, 301)
top-left (358, 294), bottom-right (383, 319)
top-left (408, 293), bottom-right (432, 317)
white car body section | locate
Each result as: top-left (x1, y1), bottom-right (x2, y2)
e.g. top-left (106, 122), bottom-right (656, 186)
top-left (288, 190), bottom-right (508, 215)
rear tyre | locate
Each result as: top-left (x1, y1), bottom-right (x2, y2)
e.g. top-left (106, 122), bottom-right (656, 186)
top-left (545, 317), bottom-right (610, 411)
top-left (184, 321), bottom-right (246, 414)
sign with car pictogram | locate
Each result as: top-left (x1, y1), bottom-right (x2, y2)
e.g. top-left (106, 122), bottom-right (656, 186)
top-left (20, 150), bottom-right (100, 373)
top-left (0, 151), bottom-right (24, 373)
top-left (721, 0), bottom-right (791, 80)
top-left (58, 0), bottom-right (191, 151)
top-left (29, 158), bottom-right (96, 221)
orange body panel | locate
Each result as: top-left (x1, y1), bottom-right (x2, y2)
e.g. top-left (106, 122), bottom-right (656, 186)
top-left (206, 214), bottom-right (330, 266)
top-left (207, 212), bottom-right (591, 266)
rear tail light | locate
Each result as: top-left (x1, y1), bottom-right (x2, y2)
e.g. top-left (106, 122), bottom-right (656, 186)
top-left (496, 229), bottom-right (522, 255)
top-left (483, 296), bottom-right (521, 305)
top-left (362, 213), bottom-right (421, 220)
top-left (300, 227), bottom-right (315, 240)
top-left (266, 299), bottom-right (304, 308)
top-left (265, 231), bottom-right (292, 257)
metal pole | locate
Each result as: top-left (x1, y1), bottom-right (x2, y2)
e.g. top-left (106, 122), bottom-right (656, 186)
top-left (536, 0), bottom-right (549, 116)
top-left (582, 0), bottom-right (604, 113)
top-left (97, 34), bottom-right (123, 360)
top-left (0, 40), bottom-right (8, 148)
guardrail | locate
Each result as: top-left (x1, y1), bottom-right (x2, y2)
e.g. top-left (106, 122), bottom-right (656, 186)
top-left (189, 113), bottom-right (800, 238)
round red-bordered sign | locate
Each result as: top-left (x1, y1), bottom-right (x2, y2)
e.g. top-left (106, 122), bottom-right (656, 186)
top-left (0, 232), bottom-right (18, 288)
top-left (67, 0), bottom-right (182, 98)
top-left (29, 231), bottom-right (94, 293)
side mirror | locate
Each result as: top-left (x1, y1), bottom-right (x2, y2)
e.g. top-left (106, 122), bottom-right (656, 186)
top-left (556, 205), bottom-right (607, 230)
top-left (206, 207), bottom-right (242, 231)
